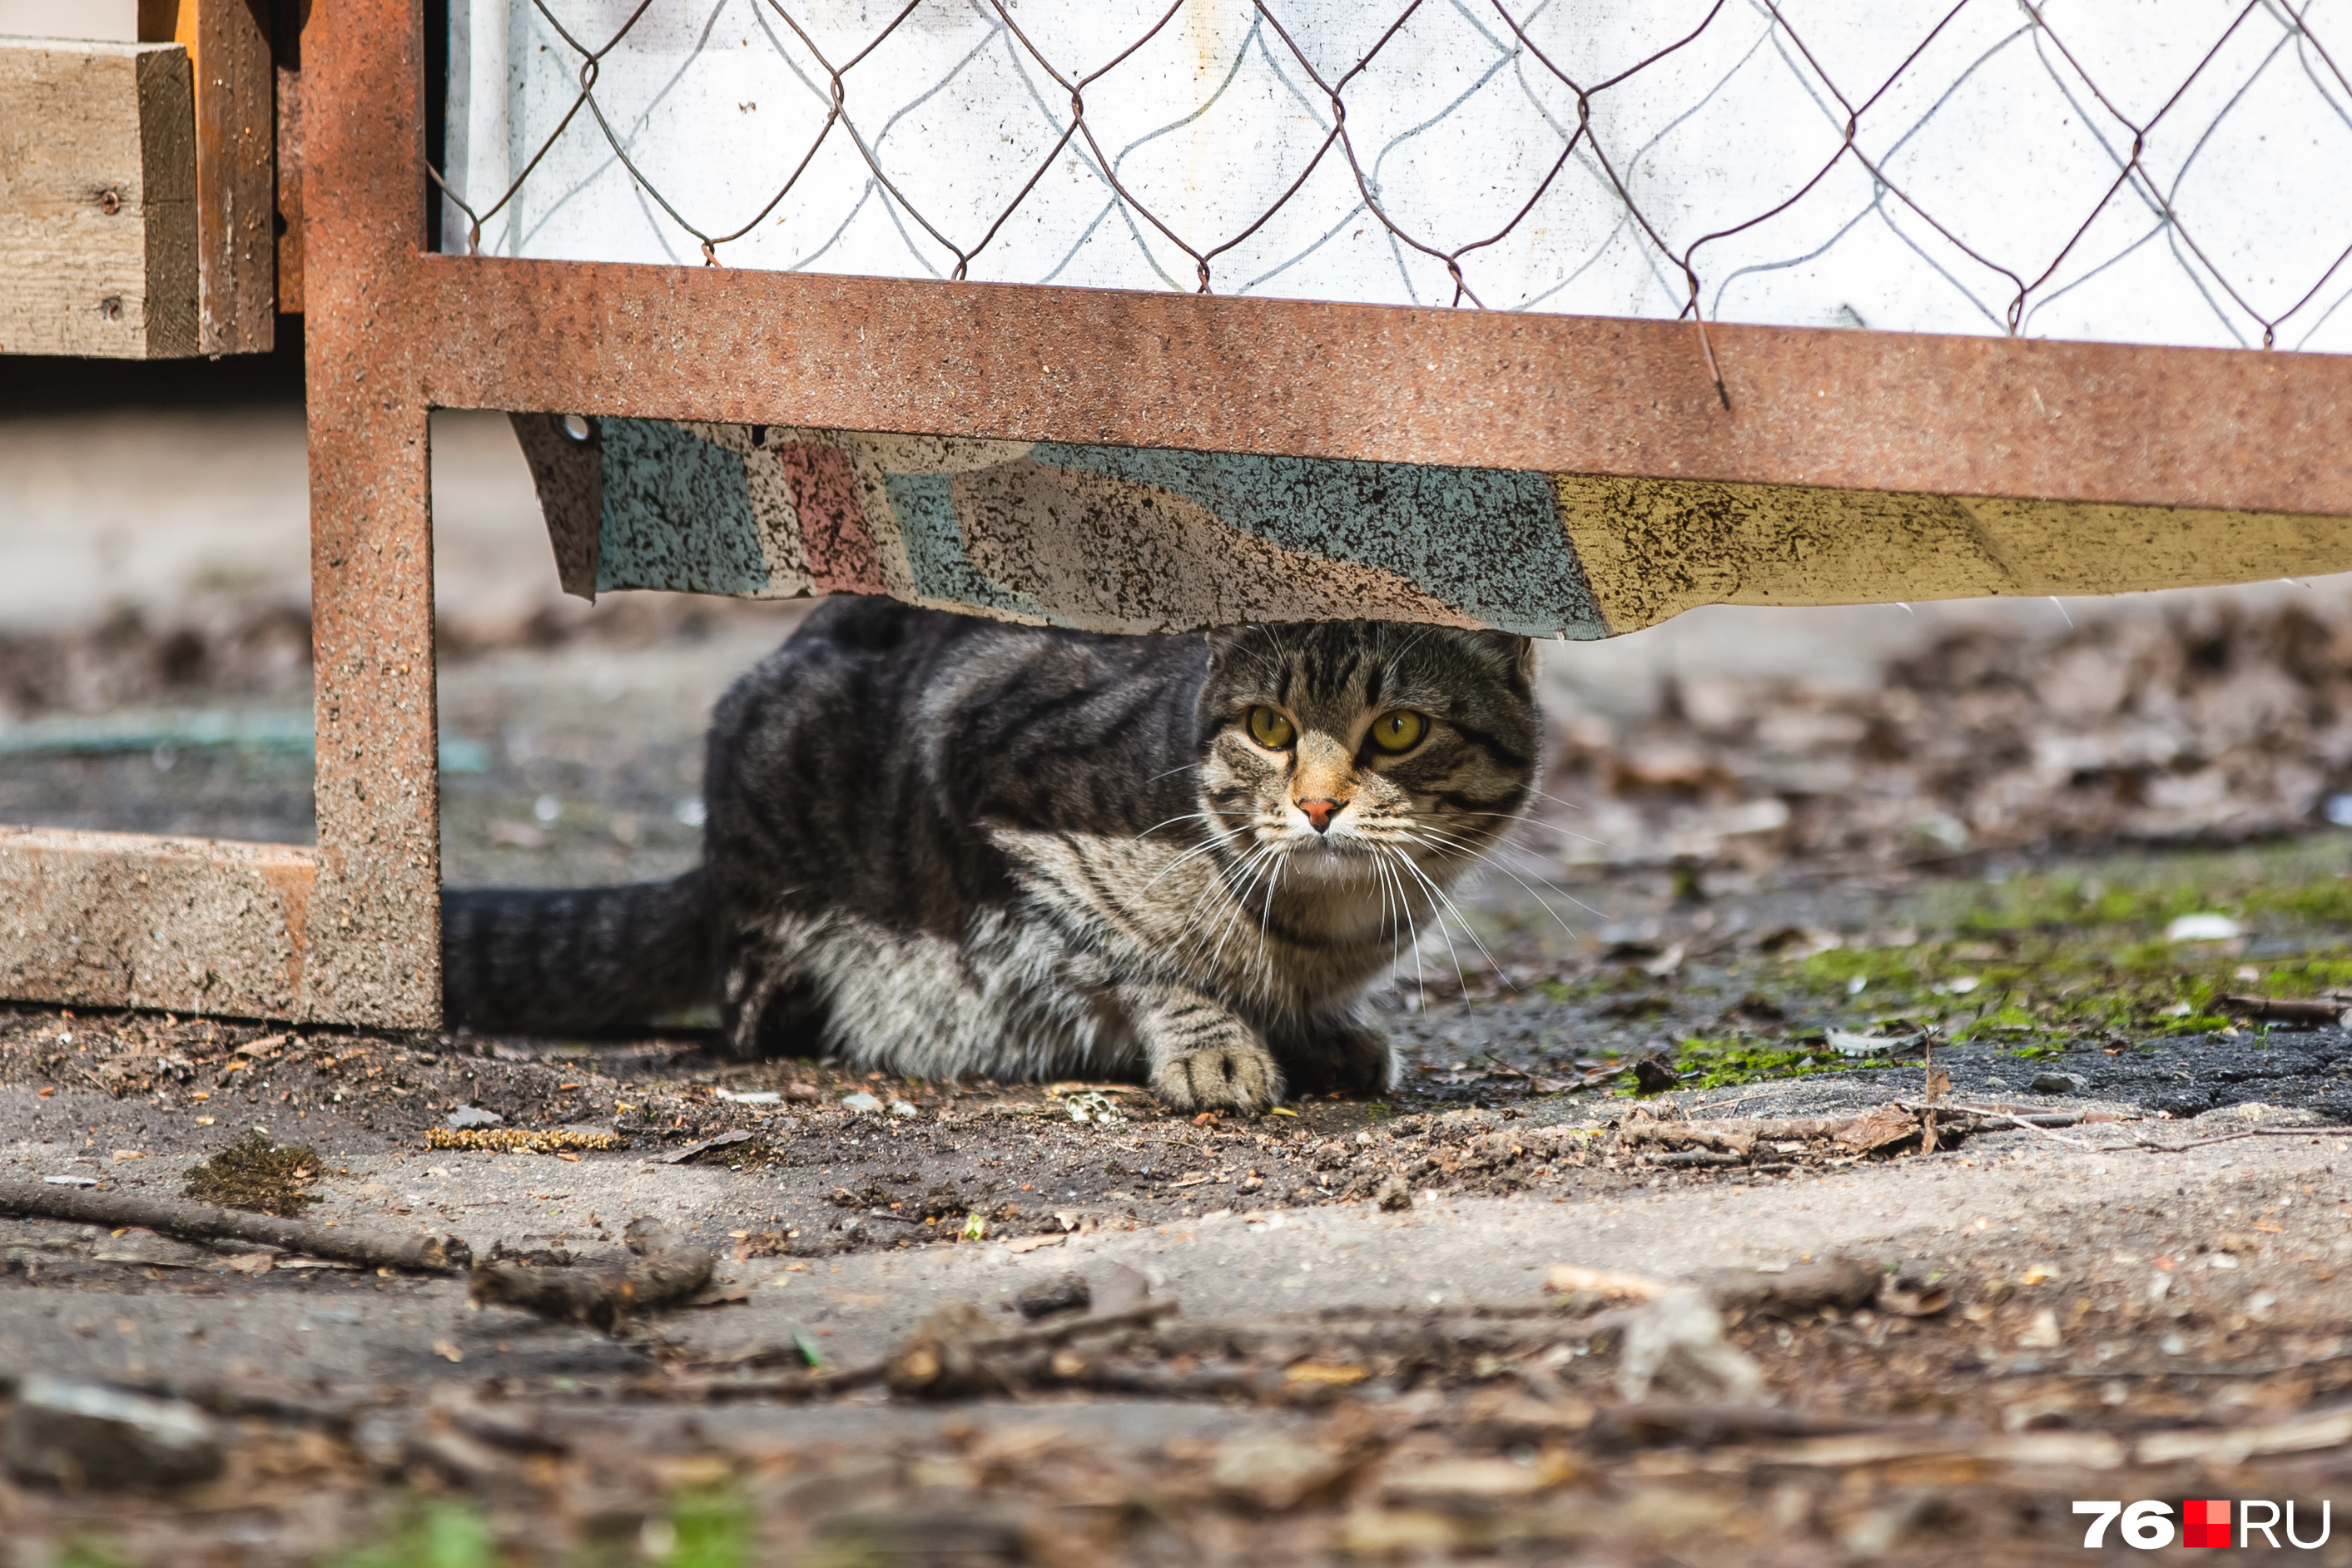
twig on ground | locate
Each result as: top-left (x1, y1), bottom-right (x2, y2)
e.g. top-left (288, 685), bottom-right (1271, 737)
top-left (2126, 1126), bottom-right (2352, 1154)
top-left (2216, 995), bottom-right (2348, 1026)
top-left (1704, 1258), bottom-right (1881, 1318)
top-left (1899, 1103), bottom-right (2098, 1148)
top-left (639, 1358), bottom-right (893, 1403)
top-left (467, 1217), bottom-right (712, 1332)
top-left (0, 1179), bottom-right (470, 1274)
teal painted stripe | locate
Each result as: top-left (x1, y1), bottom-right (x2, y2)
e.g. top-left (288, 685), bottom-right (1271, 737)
top-left (598, 419), bottom-right (770, 597)
top-left (1028, 445), bottom-right (1605, 638)
top-left (0, 709), bottom-right (488, 773)
top-left (884, 471), bottom-right (1042, 619)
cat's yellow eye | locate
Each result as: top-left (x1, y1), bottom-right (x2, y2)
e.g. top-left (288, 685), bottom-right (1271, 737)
top-left (1247, 706), bottom-right (1295, 749)
top-left (1368, 710), bottom-right (1427, 753)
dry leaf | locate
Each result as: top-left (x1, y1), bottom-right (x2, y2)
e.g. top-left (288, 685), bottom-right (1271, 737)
top-left (1283, 1360), bottom-right (1371, 1386)
top-left (1381, 1456), bottom-right (1571, 1503)
top-left (1874, 1274), bottom-right (1952, 1317)
top-left (1004, 1233), bottom-right (1067, 1253)
top-left (222, 1253), bottom-right (275, 1276)
top-left (1833, 1104), bottom-right (1918, 1152)
top-left (433, 1338), bottom-right (465, 1363)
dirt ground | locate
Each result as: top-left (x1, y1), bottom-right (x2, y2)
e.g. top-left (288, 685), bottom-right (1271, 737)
top-left (12, 828), bottom-right (2352, 1562)
top-left (12, 408), bottom-right (2352, 1561)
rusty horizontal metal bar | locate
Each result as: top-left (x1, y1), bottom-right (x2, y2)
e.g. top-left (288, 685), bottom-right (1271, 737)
top-left (411, 258), bottom-right (2352, 521)
top-left (0, 827), bottom-right (313, 1019)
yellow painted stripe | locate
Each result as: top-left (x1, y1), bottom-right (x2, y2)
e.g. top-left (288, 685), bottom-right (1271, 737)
top-left (1552, 473), bottom-right (2352, 636)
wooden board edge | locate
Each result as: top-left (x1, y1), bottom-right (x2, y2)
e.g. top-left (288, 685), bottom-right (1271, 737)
top-left (0, 828), bottom-right (316, 1020)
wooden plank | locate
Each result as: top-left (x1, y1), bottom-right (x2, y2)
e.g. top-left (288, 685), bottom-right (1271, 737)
top-left (270, 0), bottom-right (302, 314)
top-left (0, 39), bottom-right (197, 358)
top-left (0, 827), bottom-right (314, 1020)
top-left (143, 0), bottom-right (275, 352)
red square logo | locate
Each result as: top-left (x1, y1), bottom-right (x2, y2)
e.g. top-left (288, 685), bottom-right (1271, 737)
top-left (2183, 1499), bottom-right (2232, 1549)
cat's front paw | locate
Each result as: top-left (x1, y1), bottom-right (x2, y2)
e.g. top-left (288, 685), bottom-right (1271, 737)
top-left (1153, 1041), bottom-right (1285, 1113)
top-left (1282, 1017), bottom-right (1398, 1096)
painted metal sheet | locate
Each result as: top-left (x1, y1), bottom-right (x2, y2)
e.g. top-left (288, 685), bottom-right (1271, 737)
top-left (508, 413), bottom-right (2352, 638)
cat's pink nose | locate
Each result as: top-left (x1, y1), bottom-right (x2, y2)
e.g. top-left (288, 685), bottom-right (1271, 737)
top-left (1297, 798), bottom-right (1339, 833)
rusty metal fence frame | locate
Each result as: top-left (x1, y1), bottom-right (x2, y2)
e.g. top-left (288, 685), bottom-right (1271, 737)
top-left (5, 0), bottom-right (2352, 1030)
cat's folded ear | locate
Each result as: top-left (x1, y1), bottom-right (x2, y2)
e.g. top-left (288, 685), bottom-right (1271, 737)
top-left (1471, 630), bottom-right (1540, 696)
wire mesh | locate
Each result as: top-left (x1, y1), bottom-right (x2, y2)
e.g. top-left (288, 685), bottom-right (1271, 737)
top-left (434, 1), bottom-right (2352, 352)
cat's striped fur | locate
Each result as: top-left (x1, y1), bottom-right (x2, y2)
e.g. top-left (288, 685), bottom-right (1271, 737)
top-left (443, 599), bottom-right (1540, 1109)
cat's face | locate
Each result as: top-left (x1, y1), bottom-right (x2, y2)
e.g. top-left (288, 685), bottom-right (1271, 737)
top-left (1195, 623), bottom-right (1541, 887)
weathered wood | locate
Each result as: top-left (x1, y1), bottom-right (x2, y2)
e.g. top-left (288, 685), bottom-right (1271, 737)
top-left (270, 0), bottom-right (302, 314)
top-left (0, 826), bottom-right (313, 1019)
top-left (141, 0), bottom-right (276, 351)
top-left (0, 39), bottom-right (197, 358)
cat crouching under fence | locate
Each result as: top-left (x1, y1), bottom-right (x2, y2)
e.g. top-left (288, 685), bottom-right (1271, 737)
top-left (442, 600), bottom-right (1540, 1111)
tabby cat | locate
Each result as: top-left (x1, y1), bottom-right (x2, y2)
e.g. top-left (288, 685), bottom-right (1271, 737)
top-left (443, 600), bottom-right (1540, 1110)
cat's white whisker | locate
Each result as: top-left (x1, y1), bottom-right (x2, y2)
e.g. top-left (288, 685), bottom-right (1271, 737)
top-left (1142, 826), bottom-right (1246, 891)
top-left (1380, 845), bottom-right (1462, 1005)
top-left (1134, 810), bottom-right (1219, 840)
top-left (1403, 822), bottom-right (1608, 918)
top-left (1170, 839), bottom-right (1272, 952)
top-left (1399, 827), bottom-right (1586, 938)
top-left (1204, 839), bottom-right (1287, 980)
top-left (1390, 848), bottom-right (1511, 990)
top-left (1450, 808), bottom-right (1619, 851)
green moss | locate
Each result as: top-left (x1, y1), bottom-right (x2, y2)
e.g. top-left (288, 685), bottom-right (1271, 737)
top-left (181, 1132), bottom-right (322, 1217)
top-left (1799, 948), bottom-right (1929, 989)
top-left (332, 1504), bottom-right (495, 1568)
top-left (662, 1488), bottom-right (755, 1568)
top-left (1666, 1035), bottom-right (1908, 1091)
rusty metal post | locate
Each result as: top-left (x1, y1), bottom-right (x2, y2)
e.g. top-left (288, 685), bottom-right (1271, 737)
top-left (297, 0), bottom-right (439, 1028)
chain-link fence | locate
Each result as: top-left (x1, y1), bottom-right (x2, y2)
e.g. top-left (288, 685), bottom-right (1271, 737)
top-left (434, 1), bottom-right (2352, 352)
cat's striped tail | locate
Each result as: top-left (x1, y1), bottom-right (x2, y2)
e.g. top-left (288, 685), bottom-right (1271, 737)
top-left (441, 871), bottom-right (712, 1034)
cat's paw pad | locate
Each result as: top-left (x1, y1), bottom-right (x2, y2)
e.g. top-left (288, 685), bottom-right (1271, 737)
top-left (1154, 1042), bottom-right (1285, 1113)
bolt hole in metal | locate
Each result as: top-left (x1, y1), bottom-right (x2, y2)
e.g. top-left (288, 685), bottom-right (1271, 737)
top-left (562, 414), bottom-right (593, 442)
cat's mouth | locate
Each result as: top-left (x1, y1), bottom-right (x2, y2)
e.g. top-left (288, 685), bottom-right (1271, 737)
top-left (1257, 822), bottom-right (1431, 865)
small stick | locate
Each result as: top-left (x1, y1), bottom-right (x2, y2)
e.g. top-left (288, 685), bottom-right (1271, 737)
top-left (2126, 1126), bottom-right (2352, 1154)
top-left (641, 1359), bottom-right (891, 1403)
top-left (1920, 1036), bottom-right (1939, 1156)
top-left (1899, 1103), bottom-right (2097, 1148)
top-left (469, 1218), bottom-right (712, 1332)
top-left (0, 1180), bottom-right (469, 1274)
top-left (666, 1299), bottom-right (1181, 1379)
